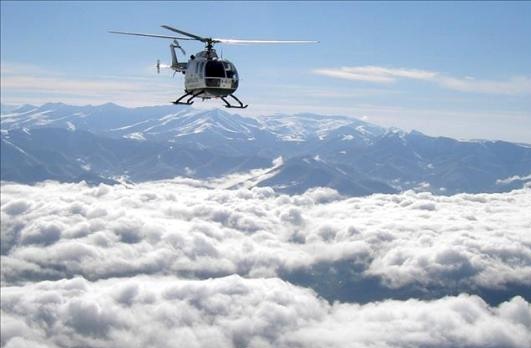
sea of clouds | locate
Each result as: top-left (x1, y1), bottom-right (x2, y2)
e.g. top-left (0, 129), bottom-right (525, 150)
top-left (1, 179), bottom-right (530, 347)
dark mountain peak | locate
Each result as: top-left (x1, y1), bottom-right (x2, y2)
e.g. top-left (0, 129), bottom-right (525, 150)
top-left (100, 102), bottom-right (121, 108)
top-left (408, 129), bottom-right (425, 137)
top-left (384, 127), bottom-right (407, 137)
top-left (40, 102), bottom-right (67, 109)
top-left (91, 102), bottom-right (129, 112)
top-left (188, 108), bottom-right (250, 124)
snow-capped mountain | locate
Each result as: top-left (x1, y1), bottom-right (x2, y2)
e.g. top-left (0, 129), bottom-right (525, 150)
top-left (1, 103), bottom-right (384, 157)
top-left (261, 112), bottom-right (386, 143)
top-left (1, 103), bottom-right (384, 142)
top-left (2, 103), bottom-right (530, 195)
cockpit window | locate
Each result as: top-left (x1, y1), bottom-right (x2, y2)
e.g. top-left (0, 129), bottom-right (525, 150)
top-left (205, 61), bottom-right (226, 78)
top-left (223, 62), bottom-right (237, 79)
top-left (200, 62), bottom-right (205, 78)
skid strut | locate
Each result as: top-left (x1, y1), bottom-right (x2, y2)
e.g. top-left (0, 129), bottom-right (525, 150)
top-left (172, 90), bottom-right (204, 105)
top-left (221, 94), bottom-right (248, 109)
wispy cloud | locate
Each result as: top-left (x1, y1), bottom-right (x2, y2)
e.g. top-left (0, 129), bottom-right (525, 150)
top-left (436, 75), bottom-right (531, 95)
top-left (1, 62), bottom-right (179, 106)
top-left (496, 174), bottom-right (531, 185)
top-left (314, 66), bottom-right (437, 83)
top-left (314, 66), bottom-right (531, 95)
top-left (1, 75), bottom-right (145, 94)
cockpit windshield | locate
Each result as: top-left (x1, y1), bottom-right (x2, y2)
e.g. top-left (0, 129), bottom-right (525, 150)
top-left (205, 61), bottom-right (226, 78)
top-left (223, 61), bottom-right (238, 79)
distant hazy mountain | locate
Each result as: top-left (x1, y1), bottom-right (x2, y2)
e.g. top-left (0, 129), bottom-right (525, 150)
top-left (2, 103), bottom-right (530, 195)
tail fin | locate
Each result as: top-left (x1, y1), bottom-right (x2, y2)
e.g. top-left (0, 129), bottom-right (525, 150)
top-left (156, 59), bottom-right (160, 74)
top-left (168, 40), bottom-right (187, 75)
top-left (170, 44), bottom-right (179, 69)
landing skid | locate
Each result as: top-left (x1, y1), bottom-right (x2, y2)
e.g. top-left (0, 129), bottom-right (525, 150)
top-left (172, 90), bottom-right (204, 105)
top-left (221, 94), bottom-right (248, 109)
top-left (172, 91), bottom-right (248, 109)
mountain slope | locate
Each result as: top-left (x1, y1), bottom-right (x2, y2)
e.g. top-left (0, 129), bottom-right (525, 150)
top-left (0, 128), bottom-right (272, 184)
top-left (2, 103), bottom-right (530, 195)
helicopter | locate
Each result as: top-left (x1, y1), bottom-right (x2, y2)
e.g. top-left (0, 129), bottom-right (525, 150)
top-left (110, 25), bottom-right (318, 108)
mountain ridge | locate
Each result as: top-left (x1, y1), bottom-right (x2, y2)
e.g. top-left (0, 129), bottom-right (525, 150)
top-left (2, 103), bottom-right (530, 195)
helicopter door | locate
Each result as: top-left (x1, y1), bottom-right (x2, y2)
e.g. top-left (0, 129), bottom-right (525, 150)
top-left (194, 61), bottom-right (200, 76)
top-left (199, 62), bottom-right (205, 79)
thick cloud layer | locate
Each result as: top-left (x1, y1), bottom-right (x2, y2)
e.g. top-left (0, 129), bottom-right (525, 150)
top-left (2, 276), bottom-right (530, 348)
top-left (2, 180), bottom-right (530, 292)
top-left (1, 180), bottom-right (531, 347)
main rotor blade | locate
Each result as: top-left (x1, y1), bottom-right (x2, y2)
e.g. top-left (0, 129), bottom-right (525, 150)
top-left (161, 25), bottom-right (207, 42)
top-left (109, 31), bottom-right (194, 40)
top-left (212, 38), bottom-right (319, 45)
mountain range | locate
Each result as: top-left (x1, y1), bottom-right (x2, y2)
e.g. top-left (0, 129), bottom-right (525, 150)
top-left (2, 102), bottom-right (530, 195)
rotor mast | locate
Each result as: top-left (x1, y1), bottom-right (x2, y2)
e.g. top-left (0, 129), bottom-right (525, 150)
top-left (205, 39), bottom-right (215, 59)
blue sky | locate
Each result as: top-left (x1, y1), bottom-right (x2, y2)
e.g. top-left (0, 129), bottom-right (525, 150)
top-left (1, 1), bottom-right (530, 142)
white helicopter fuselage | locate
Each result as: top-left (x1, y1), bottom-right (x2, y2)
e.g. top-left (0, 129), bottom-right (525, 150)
top-left (182, 50), bottom-right (239, 98)
top-left (111, 25), bottom-right (316, 108)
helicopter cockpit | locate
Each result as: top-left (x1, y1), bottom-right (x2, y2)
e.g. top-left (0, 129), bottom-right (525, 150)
top-left (202, 60), bottom-right (239, 89)
top-left (204, 61), bottom-right (238, 79)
